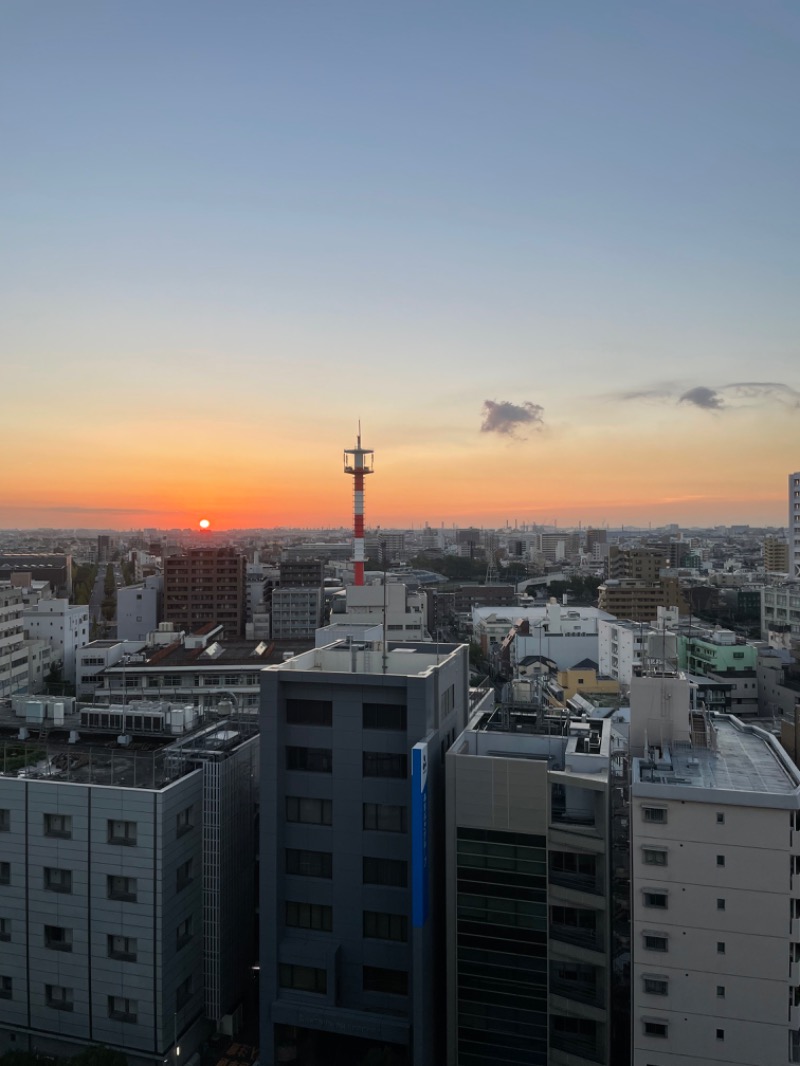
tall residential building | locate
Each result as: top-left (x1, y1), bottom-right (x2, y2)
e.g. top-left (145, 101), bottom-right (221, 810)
top-left (791, 471), bottom-right (800, 579)
top-left (762, 583), bottom-right (800, 643)
top-left (607, 547), bottom-right (667, 582)
top-left (163, 548), bottom-right (246, 639)
top-left (259, 639), bottom-right (470, 1066)
top-left (22, 598), bottom-right (89, 684)
top-left (598, 578), bottom-right (687, 623)
top-left (629, 672), bottom-right (800, 1065)
top-left (0, 588), bottom-right (29, 698)
top-left (445, 710), bottom-right (617, 1066)
top-left (270, 586), bottom-right (324, 640)
top-left (0, 704), bottom-right (258, 1065)
top-left (764, 535), bottom-right (790, 574)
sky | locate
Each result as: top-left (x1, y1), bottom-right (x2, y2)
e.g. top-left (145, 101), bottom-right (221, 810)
top-left (1, 0), bottom-right (798, 530)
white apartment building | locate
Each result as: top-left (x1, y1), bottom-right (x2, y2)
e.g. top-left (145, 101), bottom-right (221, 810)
top-left (271, 586), bottom-right (323, 640)
top-left (791, 471), bottom-right (800, 579)
top-left (598, 619), bottom-right (679, 685)
top-left (117, 576), bottom-right (161, 642)
top-left (474, 602), bottom-right (613, 670)
top-left (76, 639), bottom-right (147, 698)
top-left (762, 583), bottom-right (800, 642)
top-left (329, 580), bottom-right (429, 640)
top-left (630, 671), bottom-right (800, 1065)
top-left (22, 599), bottom-right (89, 685)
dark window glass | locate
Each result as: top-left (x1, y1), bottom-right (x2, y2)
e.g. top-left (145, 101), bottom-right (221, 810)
top-left (363, 966), bottom-right (408, 996)
top-left (43, 813), bottom-right (71, 838)
top-left (286, 849), bottom-right (332, 879)
top-left (362, 703), bottom-right (407, 730)
top-left (286, 797), bottom-right (332, 826)
top-left (286, 699), bottom-right (333, 726)
top-left (44, 925), bottom-right (72, 952)
top-left (363, 910), bottom-right (408, 942)
top-left (108, 935), bottom-right (137, 960)
top-left (176, 859), bottom-right (193, 892)
top-left (107, 820), bottom-right (137, 846)
top-left (363, 856), bottom-right (407, 887)
top-left (279, 964), bottom-right (327, 994)
top-left (107, 875), bottom-right (137, 901)
top-left (285, 901), bottom-right (333, 932)
top-left (44, 868), bottom-right (72, 894)
top-left (363, 752), bottom-right (407, 778)
top-left (286, 746), bottom-right (333, 773)
top-left (363, 803), bottom-right (408, 833)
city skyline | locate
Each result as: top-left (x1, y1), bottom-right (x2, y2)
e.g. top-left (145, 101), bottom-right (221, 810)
top-left (2, 2), bottom-right (798, 528)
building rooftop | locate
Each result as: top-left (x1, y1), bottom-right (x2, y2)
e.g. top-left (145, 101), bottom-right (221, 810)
top-left (634, 715), bottom-right (800, 798)
top-left (268, 639), bottom-right (463, 678)
top-left (102, 637), bottom-right (313, 671)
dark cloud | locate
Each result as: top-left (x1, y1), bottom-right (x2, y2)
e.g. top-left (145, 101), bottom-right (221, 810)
top-left (725, 381), bottom-right (800, 407)
top-left (481, 399), bottom-right (544, 436)
top-left (679, 386), bottom-right (725, 410)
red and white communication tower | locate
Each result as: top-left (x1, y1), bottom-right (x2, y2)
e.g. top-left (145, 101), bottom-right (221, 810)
top-left (343, 425), bottom-right (374, 586)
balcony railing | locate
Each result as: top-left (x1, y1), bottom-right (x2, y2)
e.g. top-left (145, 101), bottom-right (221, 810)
top-left (549, 1032), bottom-right (605, 1064)
top-left (550, 978), bottom-right (603, 1007)
top-left (550, 924), bottom-right (603, 952)
top-left (549, 870), bottom-right (602, 895)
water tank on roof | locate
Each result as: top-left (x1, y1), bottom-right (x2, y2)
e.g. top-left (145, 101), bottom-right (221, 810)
top-left (53, 702), bottom-right (65, 726)
top-left (25, 701), bottom-right (45, 724)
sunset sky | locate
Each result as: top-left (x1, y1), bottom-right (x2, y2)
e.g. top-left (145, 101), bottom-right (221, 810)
top-left (1, 1), bottom-right (798, 530)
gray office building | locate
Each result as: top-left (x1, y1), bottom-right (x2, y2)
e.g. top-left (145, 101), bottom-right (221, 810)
top-left (446, 708), bottom-right (616, 1066)
top-left (0, 702), bottom-right (258, 1065)
top-left (259, 640), bottom-right (471, 1066)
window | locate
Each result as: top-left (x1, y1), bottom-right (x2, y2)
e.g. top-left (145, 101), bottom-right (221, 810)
top-left (285, 901), bottom-right (332, 932)
top-left (0, 977), bottom-right (11, 1000)
top-left (46, 985), bottom-right (73, 1012)
top-left (717, 941), bottom-right (726, 954)
top-left (643, 1020), bottom-right (668, 1038)
top-left (0, 918), bottom-right (9, 942)
top-left (363, 752), bottom-right (407, 778)
top-left (717, 1029), bottom-right (725, 1041)
top-left (716, 985), bottom-right (726, 998)
top-left (717, 898), bottom-right (726, 910)
top-left (286, 746), bottom-right (333, 773)
top-left (643, 891), bottom-right (668, 909)
top-left (363, 803), bottom-right (408, 833)
top-left (643, 976), bottom-right (668, 996)
top-left (716, 812), bottom-right (725, 824)
top-left (0, 810), bottom-right (9, 832)
top-left (643, 934), bottom-right (668, 952)
top-left (642, 807), bottom-right (667, 824)
top-left (44, 926), bottom-right (72, 952)
top-left (363, 966), bottom-right (408, 996)
top-left (363, 856), bottom-right (408, 888)
top-left (176, 805), bottom-right (194, 837)
top-left (44, 813), bottom-right (72, 839)
top-left (176, 976), bottom-right (193, 1010)
top-left (108, 935), bottom-right (137, 961)
top-left (363, 911), bottom-right (408, 942)
top-left (643, 849), bottom-right (667, 866)
top-left (107, 875), bottom-right (137, 902)
top-left (44, 867), bottom-right (72, 894)
top-left (716, 854), bottom-right (725, 867)
top-left (279, 964), bottom-right (327, 994)
top-left (108, 996), bottom-right (137, 1022)
top-left (176, 917), bottom-right (193, 949)
top-left (286, 699), bottom-right (332, 726)
top-left (176, 859), bottom-right (193, 892)
top-left (0, 862), bottom-right (9, 885)
top-left (362, 703), bottom-right (407, 731)
top-left (286, 849), bottom-right (332, 879)
top-left (286, 797), bottom-right (332, 826)
top-left (107, 820), bottom-right (137, 846)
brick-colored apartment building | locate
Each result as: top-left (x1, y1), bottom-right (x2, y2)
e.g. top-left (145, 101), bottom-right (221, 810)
top-left (164, 547), bottom-right (246, 638)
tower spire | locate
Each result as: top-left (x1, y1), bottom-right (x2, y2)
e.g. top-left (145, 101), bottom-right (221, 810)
top-left (343, 426), bottom-right (374, 586)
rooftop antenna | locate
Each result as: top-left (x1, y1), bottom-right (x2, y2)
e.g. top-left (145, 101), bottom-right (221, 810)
top-left (343, 422), bottom-right (374, 587)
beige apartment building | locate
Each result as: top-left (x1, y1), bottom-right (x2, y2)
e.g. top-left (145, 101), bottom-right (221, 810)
top-left (630, 671), bottom-right (800, 1065)
top-left (598, 577), bottom-right (688, 623)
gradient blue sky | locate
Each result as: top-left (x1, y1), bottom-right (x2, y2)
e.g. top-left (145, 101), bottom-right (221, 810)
top-left (1, 1), bottom-right (798, 528)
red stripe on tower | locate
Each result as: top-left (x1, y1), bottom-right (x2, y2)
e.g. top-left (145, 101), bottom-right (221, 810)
top-left (343, 425), bottom-right (374, 587)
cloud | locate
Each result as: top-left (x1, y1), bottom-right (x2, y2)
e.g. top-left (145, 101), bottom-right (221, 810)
top-left (620, 379), bottom-right (800, 413)
top-left (679, 386), bottom-right (725, 410)
top-left (481, 399), bottom-right (544, 437)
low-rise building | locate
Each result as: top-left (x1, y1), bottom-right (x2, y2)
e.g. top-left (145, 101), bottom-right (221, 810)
top-left (117, 576), bottom-right (161, 642)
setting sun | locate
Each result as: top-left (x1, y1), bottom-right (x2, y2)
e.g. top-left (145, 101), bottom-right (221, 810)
top-left (199, 518), bottom-right (210, 529)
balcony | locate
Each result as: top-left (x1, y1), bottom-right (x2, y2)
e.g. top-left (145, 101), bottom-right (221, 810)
top-left (550, 923), bottom-right (603, 953)
top-left (550, 978), bottom-right (603, 1008)
top-left (549, 870), bottom-right (602, 896)
top-left (549, 1031), bottom-right (605, 1064)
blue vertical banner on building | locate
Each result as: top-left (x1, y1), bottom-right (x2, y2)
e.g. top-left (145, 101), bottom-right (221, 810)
top-left (411, 740), bottom-right (429, 927)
